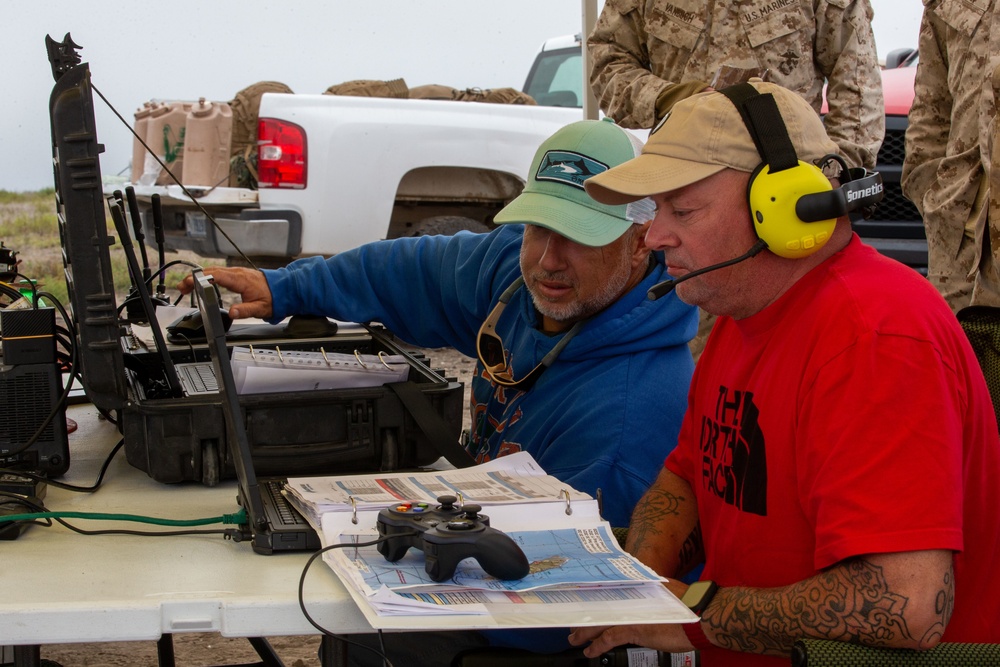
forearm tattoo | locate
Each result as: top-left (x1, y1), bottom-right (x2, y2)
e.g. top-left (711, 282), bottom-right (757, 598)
top-left (627, 486), bottom-right (703, 575)
top-left (628, 486), bottom-right (685, 546)
top-left (704, 558), bottom-right (954, 656)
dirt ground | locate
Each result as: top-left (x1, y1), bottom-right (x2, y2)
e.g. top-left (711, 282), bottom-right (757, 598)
top-left (39, 346), bottom-right (476, 667)
top-left (43, 634), bottom-right (323, 667)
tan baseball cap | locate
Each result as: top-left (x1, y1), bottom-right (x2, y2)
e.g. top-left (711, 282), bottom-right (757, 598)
top-left (584, 80), bottom-right (840, 206)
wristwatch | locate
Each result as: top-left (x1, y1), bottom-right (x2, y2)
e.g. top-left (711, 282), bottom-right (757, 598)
top-left (681, 580), bottom-right (718, 616)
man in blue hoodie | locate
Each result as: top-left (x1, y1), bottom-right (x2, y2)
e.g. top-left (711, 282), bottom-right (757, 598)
top-left (179, 119), bottom-right (696, 662)
top-left (181, 118), bottom-right (696, 530)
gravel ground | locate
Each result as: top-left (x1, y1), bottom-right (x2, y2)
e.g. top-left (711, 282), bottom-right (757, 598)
top-left (40, 346), bottom-right (476, 667)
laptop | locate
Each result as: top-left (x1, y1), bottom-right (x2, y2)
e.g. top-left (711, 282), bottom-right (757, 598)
top-left (108, 197), bottom-right (220, 398)
top-left (190, 268), bottom-right (320, 554)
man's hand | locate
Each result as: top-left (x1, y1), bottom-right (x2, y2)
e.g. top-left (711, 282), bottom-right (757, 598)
top-left (176, 267), bottom-right (274, 320)
top-left (709, 65), bottom-right (769, 89)
top-left (568, 622), bottom-right (693, 658)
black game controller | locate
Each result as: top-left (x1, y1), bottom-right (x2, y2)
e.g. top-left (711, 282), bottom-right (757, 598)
top-left (376, 495), bottom-right (530, 582)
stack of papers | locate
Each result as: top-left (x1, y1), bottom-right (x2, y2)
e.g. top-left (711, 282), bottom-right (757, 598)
top-left (284, 451), bottom-right (591, 526)
top-left (285, 453), bottom-right (697, 631)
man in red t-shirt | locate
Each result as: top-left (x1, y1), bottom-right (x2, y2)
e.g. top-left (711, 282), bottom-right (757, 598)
top-left (568, 80), bottom-right (1000, 666)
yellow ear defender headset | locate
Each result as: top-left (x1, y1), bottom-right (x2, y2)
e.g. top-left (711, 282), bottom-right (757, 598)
top-left (719, 83), bottom-right (884, 259)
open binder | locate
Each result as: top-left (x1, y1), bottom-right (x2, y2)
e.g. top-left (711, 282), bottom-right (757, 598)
top-left (284, 452), bottom-right (697, 631)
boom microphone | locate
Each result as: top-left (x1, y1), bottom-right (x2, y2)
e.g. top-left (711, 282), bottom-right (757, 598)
top-left (648, 239), bottom-right (769, 301)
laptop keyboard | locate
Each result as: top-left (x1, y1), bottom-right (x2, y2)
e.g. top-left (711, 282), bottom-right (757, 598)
top-left (177, 362), bottom-right (218, 395)
top-left (263, 479), bottom-right (308, 527)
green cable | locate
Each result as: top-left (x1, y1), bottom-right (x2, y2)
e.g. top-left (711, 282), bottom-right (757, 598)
top-left (0, 508), bottom-right (247, 526)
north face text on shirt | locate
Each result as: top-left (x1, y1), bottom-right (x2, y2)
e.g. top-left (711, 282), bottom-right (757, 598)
top-left (699, 385), bottom-right (768, 516)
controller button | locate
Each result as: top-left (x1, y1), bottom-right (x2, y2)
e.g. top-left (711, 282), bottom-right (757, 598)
top-left (446, 520), bottom-right (475, 531)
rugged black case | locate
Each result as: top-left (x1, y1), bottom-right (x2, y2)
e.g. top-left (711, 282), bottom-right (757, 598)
top-left (48, 35), bottom-right (463, 486)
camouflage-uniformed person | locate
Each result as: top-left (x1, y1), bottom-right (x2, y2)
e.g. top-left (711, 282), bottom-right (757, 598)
top-left (587, 0), bottom-right (884, 171)
top-left (902, 0), bottom-right (1000, 311)
top-left (987, 60), bottom-right (1000, 301)
top-left (588, 0), bottom-right (884, 360)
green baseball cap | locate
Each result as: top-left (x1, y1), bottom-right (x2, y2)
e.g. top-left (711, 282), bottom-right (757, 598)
top-left (493, 118), bottom-right (653, 247)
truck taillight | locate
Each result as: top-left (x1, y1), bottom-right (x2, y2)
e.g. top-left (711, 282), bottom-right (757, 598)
top-left (257, 118), bottom-right (307, 188)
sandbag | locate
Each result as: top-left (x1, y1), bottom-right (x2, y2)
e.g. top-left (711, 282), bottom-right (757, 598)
top-left (408, 84), bottom-right (459, 100)
top-left (324, 78), bottom-right (409, 99)
top-left (454, 87), bottom-right (537, 105)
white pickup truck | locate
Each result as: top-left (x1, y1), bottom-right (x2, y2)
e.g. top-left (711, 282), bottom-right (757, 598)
top-left (124, 34), bottom-right (586, 266)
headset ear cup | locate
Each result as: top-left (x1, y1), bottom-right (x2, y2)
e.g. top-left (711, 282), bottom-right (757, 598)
top-left (748, 161), bottom-right (838, 259)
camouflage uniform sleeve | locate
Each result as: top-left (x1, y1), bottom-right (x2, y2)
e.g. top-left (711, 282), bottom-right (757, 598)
top-left (980, 62), bottom-right (1000, 297)
top-left (587, 0), bottom-right (688, 129)
top-left (814, 0), bottom-right (885, 170)
top-left (901, 7), bottom-right (951, 217)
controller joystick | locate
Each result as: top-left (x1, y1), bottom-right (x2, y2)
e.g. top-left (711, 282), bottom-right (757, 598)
top-left (376, 497), bottom-right (529, 582)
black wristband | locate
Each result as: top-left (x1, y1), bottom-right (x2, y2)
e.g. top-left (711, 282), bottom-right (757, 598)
top-left (681, 580), bottom-right (718, 616)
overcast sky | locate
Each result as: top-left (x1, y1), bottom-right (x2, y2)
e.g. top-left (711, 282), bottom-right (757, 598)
top-left (4, 0), bottom-right (921, 193)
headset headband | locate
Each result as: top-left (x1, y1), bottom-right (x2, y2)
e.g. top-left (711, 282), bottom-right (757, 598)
top-left (721, 83), bottom-right (799, 174)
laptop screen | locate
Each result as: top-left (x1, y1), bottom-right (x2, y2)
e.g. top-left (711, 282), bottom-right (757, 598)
top-left (190, 270), bottom-right (268, 541)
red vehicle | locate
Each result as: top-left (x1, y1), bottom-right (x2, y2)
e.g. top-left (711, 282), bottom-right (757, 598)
top-left (819, 47), bottom-right (923, 272)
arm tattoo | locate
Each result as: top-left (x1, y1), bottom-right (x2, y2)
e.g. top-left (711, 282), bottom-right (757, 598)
top-left (704, 558), bottom-right (955, 656)
top-left (627, 486), bottom-right (702, 575)
top-left (929, 569), bottom-right (954, 645)
top-left (628, 485), bottom-right (685, 545)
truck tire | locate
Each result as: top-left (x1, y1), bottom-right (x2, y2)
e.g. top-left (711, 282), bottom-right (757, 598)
top-left (407, 216), bottom-right (490, 237)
